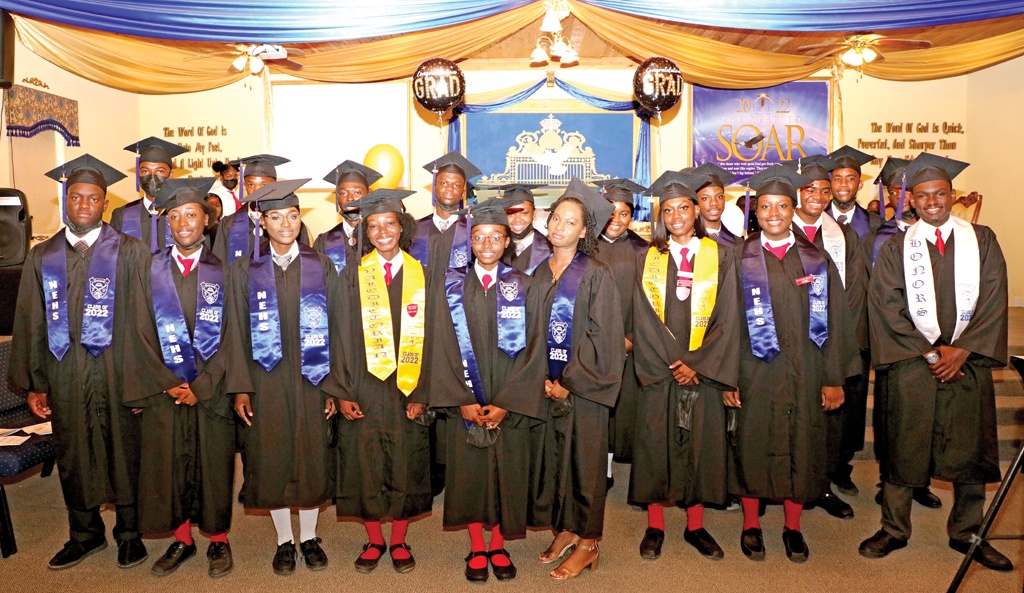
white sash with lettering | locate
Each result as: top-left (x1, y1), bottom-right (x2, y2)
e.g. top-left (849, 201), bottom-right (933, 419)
top-left (819, 215), bottom-right (846, 287)
top-left (903, 217), bottom-right (980, 344)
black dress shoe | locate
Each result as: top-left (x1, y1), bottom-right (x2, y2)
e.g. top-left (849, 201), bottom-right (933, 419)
top-left (859, 530), bottom-right (908, 558)
top-left (639, 527), bottom-right (665, 560)
top-left (117, 538), bottom-right (148, 569)
top-left (684, 528), bottom-right (724, 560)
top-left (832, 475), bottom-right (859, 497)
top-left (488, 549), bottom-right (517, 581)
top-left (464, 551), bottom-right (489, 582)
top-left (300, 537), bottom-right (328, 571)
top-left (151, 541), bottom-right (197, 576)
top-left (811, 490), bottom-right (855, 519)
top-left (607, 476), bottom-right (615, 491)
top-left (949, 538), bottom-right (1013, 571)
top-left (874, 489), bottom-right (884, 505)
top-left (741, 528), bottom-right (765, 561)
top-left (354, 542), bottom-right (387, 573)
top-left (914, 487), bottom-right (943, 509)
top-left (782, 529), bottom-right (809, 563)
top-left (47, 538), bottom-right (108, 570)
top-left (207, 542), bottom-right (233, 578)
top-left (390, 543), bottom-right (416, 573)
top-left (272, 541), bottom-right (297, 576)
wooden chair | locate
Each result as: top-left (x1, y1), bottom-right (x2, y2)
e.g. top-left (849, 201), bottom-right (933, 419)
top-left (951, 191), bottom-right (983, 223)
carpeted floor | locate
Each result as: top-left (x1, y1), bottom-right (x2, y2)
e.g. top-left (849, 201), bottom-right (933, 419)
top-left (2, 458), bottom-right (1022, 593)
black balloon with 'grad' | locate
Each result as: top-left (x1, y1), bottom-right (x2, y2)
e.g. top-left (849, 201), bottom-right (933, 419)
top-left (411, 58), bottom-right (466, 114)
top-left (633, 57), bottom-right (683, 115)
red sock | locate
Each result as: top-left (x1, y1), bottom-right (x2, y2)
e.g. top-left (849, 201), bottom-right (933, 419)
top-left (741, 497), bottom-right (761, 530)
top-left (647, 503), bottom-right (665, 530)
top-left (467, 523), bottom-right (487, 569)
top-left (209, 533), bottom-right (228, 544)
top-left (390, 520), bottom-right (411, 560)
top-left (686, 504), bottom-right (704, 531)
top-left (783, 500), bottom-right (802, 531)
top-left (360, 520), bottom-right (384, 561)
top-left (174, 520), bottom-right (194, 546)
top-left (489, 526), bottom-right (510, 567)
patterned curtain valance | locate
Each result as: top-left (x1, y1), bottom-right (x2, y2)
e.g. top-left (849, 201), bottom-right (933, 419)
top-left (4, 84), bottom-right (80, 146)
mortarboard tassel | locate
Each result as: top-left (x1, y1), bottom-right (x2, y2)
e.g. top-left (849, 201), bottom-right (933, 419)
top-left (743, 184), bottom-right (751, 237)
top-left (878, 180), bottom-right (885, 220)
top-left (896, 173), bottom-right (908, 223)
top-left (60, 165), bottom-right (68, 225)
top-left (431, 165), bottom-right (438, 207)
top-left (134, 143), bottom-right (141, 193)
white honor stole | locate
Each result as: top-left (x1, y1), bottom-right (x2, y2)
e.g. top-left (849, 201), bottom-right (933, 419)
top-left (819, 215), bottom-right (846, 287)
top-left (903, 217), bottom-right (980, 344)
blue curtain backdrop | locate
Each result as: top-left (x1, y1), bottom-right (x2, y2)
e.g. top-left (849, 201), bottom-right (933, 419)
top-left (2, 0), bottom-right (1022, 42)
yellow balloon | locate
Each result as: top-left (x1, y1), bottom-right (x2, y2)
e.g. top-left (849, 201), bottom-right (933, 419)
top-left (364, 144), bottom-right (404, 190)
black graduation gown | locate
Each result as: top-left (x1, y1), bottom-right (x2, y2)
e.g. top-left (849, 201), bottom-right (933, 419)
top-left (728, 235), bottom-right (857, 503)
top-left (212, 207), bottom-right (311, 265)
top-left (629, 245), bottom-right (739, 507)
top-left (123, 247), bottom-right (235, 535)
top-left (506, 229), bottom-right (551, 274)
top-left (706, 225), bottom-right (740, 247)
top-left (8, 226), bottom-right (147, 512)
top-left (869, 226), bottom-right (1006, 487)
top-left (312, 222), bottom-right (360, 273)
top-left (829, 203), bottom-right (882, 240)
top-left (322, 253), bottom-right (433, 521)
top-left (530, 258), bottom-right (625, 538)
top-left (221, 244), bottom-right (336, 509)
top-left (429, 271), bottom-right (548, 538)
top-left (110, 198), bottom-right (169, 253)
top-left (593, 230), bottom-right (648, 462)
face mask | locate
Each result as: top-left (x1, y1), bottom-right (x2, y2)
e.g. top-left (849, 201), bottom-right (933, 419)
top-left (437, 200), bottom-right (461, 213)
top-left (511, 225), bottom-right (533, 241)
top-left (223, 178), bottom-right (238, 191)
top-left (341, 209), bottom-right (361, 222)
top-left (139, 174), bottom-right (166, 198)
top-left (65, 217), bottom-right (102, 236)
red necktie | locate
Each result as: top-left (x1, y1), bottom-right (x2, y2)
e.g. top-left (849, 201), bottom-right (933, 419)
top-left (177, 255), bottom-right (195, 276)
top-left (678, 247), bottom-right (692, 274)
top-left (677, 247), bottom-right (693, 300)
top-left (230, 190), bottom-right (240, 211)
top-left (482, 274), bottom-right (493, 292)
top-left (803, 225), bottom-right (817, 243)
top-left (935, 228), bottom-right (945, 256)
top-left (384, 262), bottom-right (393, 286)
top-left (767, 243), bottom-right (790, 260)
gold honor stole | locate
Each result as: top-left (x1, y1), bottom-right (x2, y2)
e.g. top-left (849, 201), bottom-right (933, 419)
top-left (357, 251), bottom-right (427, 396)
top-left (641, 238), bottom-right (719, 351)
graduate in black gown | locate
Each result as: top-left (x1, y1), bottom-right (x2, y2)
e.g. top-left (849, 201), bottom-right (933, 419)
top-left (124, 177), bottom-right (235, 578)
top-left (494, 184), bottom-right (552, 274)
top-left (323, 189), bottom-right (432, 575)
top-left (9, 155), bottom-right (149, 570)
top-left (629, 171), bottom-right (739, 562)
top-left (313, 160), bottom-right (381, 274)
top-left (826, 145), bottom-right (883, 239)
top-left (110, 136), bottom-right (188, 254)
top-left (727, 165), bottom-right (856, 563)
top-left (858, 153), bottom-right (1012, 571)
top-left (533, 178), bottom-right (625, 580)
top-left (682, 163), bottom-right (740, 246)
top-left (221, 179), bottom-right (337, 575)
top-left (428, 200), bottom-right (547, 582)
top-left (592, 179), bottom-right (648, 480)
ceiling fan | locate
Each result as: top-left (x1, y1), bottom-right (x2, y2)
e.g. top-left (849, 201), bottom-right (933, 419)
top-left (797, 34), bottom-right (932, 67)
top-left (184, 44), bottom-right (305, 74)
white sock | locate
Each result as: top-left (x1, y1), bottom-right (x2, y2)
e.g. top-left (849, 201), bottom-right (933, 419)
top-left (299, 508), bottom-right (319, 543)
top-left (270, 508), bottom-right (293, 545)
top-left (607, 452), bottom-right (614, 478)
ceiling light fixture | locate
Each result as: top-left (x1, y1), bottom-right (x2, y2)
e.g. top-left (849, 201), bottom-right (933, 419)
top-left (530, 0), bottom-right (578, 68)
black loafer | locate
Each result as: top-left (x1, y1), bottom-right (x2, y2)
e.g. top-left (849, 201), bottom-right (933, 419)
top-left (832, 475), bottom-right (859, 497)
top-left (390, 543), bottom-right (416, 573)
top-left (151, 541), bottom-right (197, 576)
top-left (949, 538), bottom-right (1013, 571)
top-left (684, 528), bottom-right (724, 560)
top-left (207, 542), bottom-right (233, 578)
top-left (639, 527), bottom-right (665, 560)
top-left (489, 549), bottom-right (517, 581)
top-left (464, 550), bottom-right (489, 582)
top-left (607, 476), bottom-right (615, 491)
top-left (914, 487), bottom-right (943, 509)
top-left (300, 537), bottom-right (328, 571)
top-left (47, 538), bottom-right (108, 570)
top-left (810, 490), bottom-right (854, 519)
top-left (782, 529), bottom-right (809, 563)
top-left (272, 541), bottom-right (297, 576)
top-left (117, 538), bottom-right (148, 569)
top-left (354, 542), bottom-right (387, 573)
top-left (859, 530), bottom-right (908, 558)
top-left (741, 528), bottom-right (765, 561)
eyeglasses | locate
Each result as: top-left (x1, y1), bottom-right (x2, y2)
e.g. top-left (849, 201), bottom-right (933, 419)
top-left (471, 235), bottom-right (507, 245)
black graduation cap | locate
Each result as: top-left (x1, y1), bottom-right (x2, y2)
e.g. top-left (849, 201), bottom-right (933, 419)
top-left (901, 152), bottom-right (969, 189)
top-left (827, 145), bottom-right (875, 174)
top-left (686, 162), bottom-right (736, 189)
top-left (421, 151), bottom-right (483, 180)
top-left (322, 160), bottom-right (382, 188)
top-left (44, 154), bottom-right (127, 193)
top-left (240, 178), bottom-right (310, 211)
top-left (123, 136), bottom-right (188, 166)
top-left (560, 177), bottom-right (613, 223)
top-left (782, 155), bottom-right (838, 183)
top-left (231, 154), bottom-right (290, 180)
top-left (466, 199), bottom-right (510, 228)
top-left (477, 183), bottom-right (544, 204)
top-left (875, 157), bottom-right (911, 186)
top-left (646, 171), bottom-right (698, 202)
top-left (344, 188), bottom-right (417, 217)
top-left (747, 164), bottom-right (812, 201)
top-left (592, 178), bottom-right (647, 205)
top-left (153, 177), bottom-right (218, 213)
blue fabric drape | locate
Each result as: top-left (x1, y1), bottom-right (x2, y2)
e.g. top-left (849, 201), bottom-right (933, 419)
top-left (447, 79), bottom-right (547, 153)
top-left (579, 0), bottom-right (1024, 31)
top-left (0, 0), bottom-right (535, 42)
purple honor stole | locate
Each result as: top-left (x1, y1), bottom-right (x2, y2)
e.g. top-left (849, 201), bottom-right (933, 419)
top-left (150, 249), bottom-right (225, 382)
top-left (120, 202), bottom-right (142, 241)
top-left (871, 220), bottom-right (902, 268)
top-left (848, 206), bottom-right (871, 239)
top-left (41, 226), bottom-right (120, 360)
top-left (228, 208), bottom-right (255, 265)
top-left (741, 235), bottom-right (828, 363)
top-left (410, 217), bottom-right (469, 268)
top-left (410, 218), bottom-right (433, 265)
top-left (525, 233), bottom-right (551, 275)
top-left (546, 252), bottom-right (589, 379)
top-left (322, 225), bottom-right (350, 274)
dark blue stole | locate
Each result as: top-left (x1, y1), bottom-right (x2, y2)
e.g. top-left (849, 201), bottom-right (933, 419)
top-left (713, 226), bottom-right (739, 247)
top-left (524, 231), bottom-right (551, 275)
top-left (871, 220), bottom-right (902, 268)
top-left (41, 225), bottom-right (120, 360)
top-left (248, 244), bottom-right (330, 385)
top-left (120, 201), bottom-right (169, 254)
top-left (150, 248), bottom-right (225, 382)
top-left (740, 234), bottom-right (828, 362)
top-left (321, 223), bottom-right (353, 274)
top-left (546, 252), bottom-right (590, 379)
top-left (228, 208), bottom-right (256, 265)
top-left (410, 216), bottom-right (469, 268)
